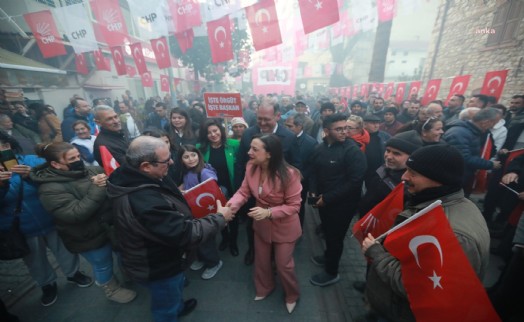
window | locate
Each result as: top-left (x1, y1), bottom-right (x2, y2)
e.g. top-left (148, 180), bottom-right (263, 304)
top-left (64, 0), bottom-right (83, 5)
top-left (33, 0), bottom-right (56, 7)
top-left (486, 0), bottom-right (524, 46)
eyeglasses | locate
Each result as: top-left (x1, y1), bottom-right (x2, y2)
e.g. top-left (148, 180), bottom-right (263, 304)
top-left (151, 157), bottom-right (172, 165)
top-left (330, 126), bottom-right (350, 133)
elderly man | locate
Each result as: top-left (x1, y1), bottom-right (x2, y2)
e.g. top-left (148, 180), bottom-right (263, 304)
top-left (107, 136), bottom-right (233, 321)
top-left (93, 105), bottom-right (129, 166)
top-left (0, 113), bottom-right (40, 154)
top-left (443, 107), bottom-right (502, 196)
top-left (444, 94), bottom-right (465, 125)
top-left (362, 144), bottom-right (490, 322)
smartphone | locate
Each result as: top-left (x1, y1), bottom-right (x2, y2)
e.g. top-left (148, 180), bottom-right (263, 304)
top-left (307, 196), bottom-right (320, 205)
top-left (0, 149), bottom-right (18, 171)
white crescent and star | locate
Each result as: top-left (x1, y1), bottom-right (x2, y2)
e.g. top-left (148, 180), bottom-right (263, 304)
top-left (133, 47), bottom-right (143, 64)
top-left (143, 72), bottom-right (151, 82)
top-left (487, 76), bottom-right (502, 94)
top-left (214, 26), bottom-right (227, 48)
top-left (113, 49), bottom-right (122, 66)
top-left (408, 235), bottom-right (444, 289)
top-left (155, 39), bottom-right (166, 58)
top-left (255, 8), bottom-right (271, 33)
top-left (451, 81), bottom-right (464, 93)
top-left (427, 85), bottom-right (437, 98)
top-left (410, 86), bottom-right (419, 95)
top-left (196, 193), bottom-right (216, 209)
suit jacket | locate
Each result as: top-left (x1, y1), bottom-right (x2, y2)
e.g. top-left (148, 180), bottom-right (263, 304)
top-left (228, 162), bottom-right (302, 243)
top-left (293, 132), bottom-right (317, 180)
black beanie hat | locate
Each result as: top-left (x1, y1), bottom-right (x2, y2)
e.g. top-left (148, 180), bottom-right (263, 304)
top-left (406, 144), bottom-right (464, 187)
top-left (386, 137), bottom-right (420, 155)
top-left (384, 107), bottom-right (398, 115)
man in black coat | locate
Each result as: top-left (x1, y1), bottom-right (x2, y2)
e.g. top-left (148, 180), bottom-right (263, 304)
top-left (93, 105), bottom-right (130, 166)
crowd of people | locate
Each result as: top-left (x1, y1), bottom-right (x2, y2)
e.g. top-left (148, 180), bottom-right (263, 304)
top-left (1, 87), bottom-right (524, 321)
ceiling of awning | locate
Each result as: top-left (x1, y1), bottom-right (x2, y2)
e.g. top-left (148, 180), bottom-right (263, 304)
top-left (0, 47), bottom-right (66, 74)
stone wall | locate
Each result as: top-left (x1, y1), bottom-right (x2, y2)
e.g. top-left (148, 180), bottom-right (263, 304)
top-left (421, 0), bottom-right (524, 105)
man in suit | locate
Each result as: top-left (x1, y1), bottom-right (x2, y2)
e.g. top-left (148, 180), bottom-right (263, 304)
top-left (235, 99), bottom-right (297, 265)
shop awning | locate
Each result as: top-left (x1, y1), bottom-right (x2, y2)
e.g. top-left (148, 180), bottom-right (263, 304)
top-left (0, 47), bottom-right (66, 74)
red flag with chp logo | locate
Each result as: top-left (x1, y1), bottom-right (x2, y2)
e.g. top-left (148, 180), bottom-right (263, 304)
top-left (24, 10), bottom-right (67, 58)
top-left (90, 0), bottom-right (129, 47)
top-left (183, 178), bottom-right (227, 218)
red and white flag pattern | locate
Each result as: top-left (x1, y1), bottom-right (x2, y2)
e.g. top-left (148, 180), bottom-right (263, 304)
top-left (150, 37), bottom-right (171, 69)
top-left (174, 29), bottom-right (195, 54)
top-left (298, 0), bottom-right (340, 34)
top-left (141, 71), bottom-right (154, 87)
top-left (160, 74), bottom-right (170, 92)
top-left (167, 0), bottom-right (202, 33)
top-left (130, 42), bottom-right (148, 74)
top-left (396, 82), bottom-right (407, 104)
top-left (207, 16), bottom-right (233, 64)
top-left (93, 49), bottom-right (111, 71)
top-left (110, 46), bottom-right (127, 76)
top-left (245, 0), bottom-right (282, 51)
top-left (377, 0), bottom-right (397, 22)
top-left (409, 80), bottom-right (422, 98)
top-left (384, 205), bottom-right (500, 322)
top-left (445, 75), bottom-right (471, 105)
top-left (90, 0), bottom-right (129, 47)
top-left (126, 65), bottom-right (137, 77)
top-left (75, 53), bottom-right (89, 75)
top-left (183, 178), bottom-right (227, 219)
top-left (384, 82), bottom-right (395, 100)
top-left (360, 83), bottom-right (369, 100)
top-left (421, 79), bottom-right (442, 106)
top-left (100, 145), bottom-right (120, 176)
top-left (24, 10), bottom-right (67, 58)
top-left (480, 70), bottom-right (509, 101)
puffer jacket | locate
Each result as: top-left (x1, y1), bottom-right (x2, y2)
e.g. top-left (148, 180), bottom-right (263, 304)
top-left (364, 190), bottom-right (490, 322)
top-left (30, 164), bottom-right (110, 253)
top-left (0, 155), bottom-right (54, 238)
top-left (107, 164), bottom-right (226, 282)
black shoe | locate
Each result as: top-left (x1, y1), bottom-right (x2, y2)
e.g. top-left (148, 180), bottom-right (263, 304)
top-left (41, 282), bottom-right (57, 307)
top-left (178, 298), bottom-right (197, 317)
top-left (244, 248), bottom-right (254, 265)
top-left (67, 271), bottom-right (93, 288)
top-left (353, 281), bottom-right (366, 293)
top-left (219, 239), bottom-right (228, 251)
top-left (310, 255), bottom-right (326, 267)
top-left (230, 243), bottom-right (239, 257)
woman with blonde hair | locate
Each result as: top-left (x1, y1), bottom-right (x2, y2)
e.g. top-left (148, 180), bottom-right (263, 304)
top-left (346, 115), bottom-right (369, 152)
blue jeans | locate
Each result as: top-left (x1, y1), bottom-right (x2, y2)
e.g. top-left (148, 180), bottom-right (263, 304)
top-left (80, 243), bottom-right (113, 285)
top-left (145, 273), bottom-right (185, 322)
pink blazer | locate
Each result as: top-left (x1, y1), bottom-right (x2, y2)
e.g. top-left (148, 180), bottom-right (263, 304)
top-left (228, 161), bottom-right (302, 243)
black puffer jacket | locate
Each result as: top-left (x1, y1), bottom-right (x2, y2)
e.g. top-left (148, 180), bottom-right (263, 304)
top-left (107, 164), bottom-right (226, 282)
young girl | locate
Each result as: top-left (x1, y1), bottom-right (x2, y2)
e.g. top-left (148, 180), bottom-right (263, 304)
top-left (178, 145), bottom-right (223, 280)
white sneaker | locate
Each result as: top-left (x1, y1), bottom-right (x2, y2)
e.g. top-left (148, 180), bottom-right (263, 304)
top-left (201, 260), bottom-right (223, 280)
top-left (190, 260), bottom-right (204, 271)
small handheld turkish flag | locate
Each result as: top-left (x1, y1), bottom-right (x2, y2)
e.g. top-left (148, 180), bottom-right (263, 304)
top-left (183, 178), bottom-right (227, 218)
top-left (480, 70), bottom-right (508, 101)
top-left (100, 145), bottom-right (120, 175)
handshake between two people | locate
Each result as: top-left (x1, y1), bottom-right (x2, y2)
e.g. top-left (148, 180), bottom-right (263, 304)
top-left (215, 200), bottom-right (273, 222)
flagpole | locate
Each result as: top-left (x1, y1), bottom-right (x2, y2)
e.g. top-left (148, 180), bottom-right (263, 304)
top-left (375, 200), bottom-right (442, 241)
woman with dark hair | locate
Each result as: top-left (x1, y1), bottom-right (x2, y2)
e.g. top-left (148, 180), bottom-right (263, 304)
top-left (27, 103), bottom-right (63, 143)
top-left (197, 119), bottom-right (240, 256)
top-left (30, 142), bottom-right (136, 303)
top-left (395, 117), bottom-right (445, 146)
top-left (227, 134), bottom-right (302, 314)
top-left (0, 132), bottom-right (91, 307)
top-left (165, 107), bottom-right (197, 148)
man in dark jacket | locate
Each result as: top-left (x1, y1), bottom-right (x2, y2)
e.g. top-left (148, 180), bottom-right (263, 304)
top-left (363, 114), bottom-right (391, 187)
top-left (309, 113), bottom-right (367, 287)
top-left (107, 136), bottom-right (233, 321)
top-left (61, 98), bottom-right (97, 142)
top-left (93, 105), bottom-right (129, 166)
top-left (144, 102), bottom-right (169, 130)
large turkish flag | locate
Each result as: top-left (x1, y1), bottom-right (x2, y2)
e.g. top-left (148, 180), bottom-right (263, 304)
top-left (141, 71), bottom-right (153, 88)
top-left (384, 82), bottom-right (395, 100)
top-left (384, 205), bottom-right (500, 322)
top-left (93, 49), bottom-right (111, 71)
top-left (150, 37), bottom-right (171, 69)
top-left (353, 182), bottom-right (404, 244)
top-left (408, 80), bottom-right (422, 98)
top-left (298, 0), bottom-right (339, 34)
top-left (395, 82), bottom-right (407, 105)
top-left (75, 53), bottom-right (89, 75)
top-left (245, 0), bottom-right (282, 51)
top-left (110, 46), bottom-right (127, 76)
top-left (207, 16), bottom-right (233, 64)
top-left (421, 79), bottom-right (442, 106)
top-left (480, 70), bottom-right (508, 101)
top-left (183, 178), bottom-right (227, 218)
top-left (174, 29), bottom-right (194, 54)
top-left (24, 10), bottom-right (67, 58)
top-left (445, 74), bottom-right (471, 105)
top-left (130, 42), bottom-right (148, 74)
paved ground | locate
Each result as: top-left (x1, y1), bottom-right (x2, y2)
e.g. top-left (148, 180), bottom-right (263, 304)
top-left (1, 198), bottom-right (502, 322)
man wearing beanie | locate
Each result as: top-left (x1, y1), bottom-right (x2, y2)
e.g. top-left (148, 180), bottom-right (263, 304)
top-left (361, 144), bottom-right (490, 322)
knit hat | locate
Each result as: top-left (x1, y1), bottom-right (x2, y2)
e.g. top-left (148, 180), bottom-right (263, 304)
top-left (386, 137), bottom-right (421, 155)
top-left (384, 107), bottom-right (398, 115)
top-left (406, 144), bottom-right (464, 187)
top-left (231, 117), bottom-right (248, 128)
top-left (363, 114), bottom-right (382, 122)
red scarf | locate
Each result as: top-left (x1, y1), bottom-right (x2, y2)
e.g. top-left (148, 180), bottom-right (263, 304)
top-left (351, 129), bottom-right (370, 152)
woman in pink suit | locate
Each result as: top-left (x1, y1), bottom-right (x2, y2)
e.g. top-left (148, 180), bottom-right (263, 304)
top-left (227, 134), bottom-right (302, 314)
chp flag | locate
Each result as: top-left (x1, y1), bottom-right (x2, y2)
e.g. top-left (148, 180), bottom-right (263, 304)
top-left (53, 2), bottom-right (98, 54)
top-left (100, 146), bottom-right (119, 175)
top-left (90, 0), bottom-right (129, 47)
top-left (480, 70), bottom-right (509, 101)
top-left (183, 178), bottom-right (227, 219)
top-left (382, 202), bottom-right (500, 322)
top-left (352, 182), bottom-right (404, 244)
top-left (24, 10), bottom-right (67, 58)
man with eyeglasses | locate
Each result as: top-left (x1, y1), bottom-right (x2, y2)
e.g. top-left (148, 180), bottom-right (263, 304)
top-left (308, 113), bottom-right (367, 287)
top-left (108, 136), bottom-right (234, 321)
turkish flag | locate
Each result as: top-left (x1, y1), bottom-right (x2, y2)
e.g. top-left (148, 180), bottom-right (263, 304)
top-left (377, 83), bottom-right (385, 96)
top-left (421, 79), bottom-right (442, 106)
top-left (126, 65), bottom-right (137, 77)
top-left (93, 49), bottom-right (111, 71)
top-left (353, 85), bottom-right (359, 98)
top-left (384, 205), bottom-right (500, 322)
top-left (409, 80), bottom-right (422, 98)
top-left (99, 145), bottom-right (120, 176)
top-left (384, 82), bottom-right (395, 100)
top-left (445, 74), bottom-right (471, 105)
top-left (298, 0), bottom-right (339, 34)
top-left (141, 71), bottom-right (154, 87)
top-left (480, 70), bottom-right (508, 101)
top-left (207, 16), bottom-right (234, 64)
top-left (377, 0), bottom-right (397, 22)
top-left (353, 182), bottom-right (404, 244)
top-left (130, 42), bottom-right (148, 74)
top-left (245, 0), bottom-right (282, 51)
top-left (90, 0), bottom-right (129, 47)
top-left (174, 29), bottom-right (194, 54)
top-left (183, 178), bottom-right (227, 218)
top-left (167, 0), bottom-right (202, 33)
top-left (110, 46), bottom-right (127, 76)
top-left (174, 78), bottom-right (182, 89)
top-left (504, 148), bottom-right (524, 172)
top-left (396, 82), bottom-right (407, 104)
top-left (472, 134), bottom-right (493, 194)
top-left (75, 53), bottom-right (89, 75)
top-left (24, 10), bottom-right (67, 58)
top-left (160, 75), bottom-right (170, 92)
top-left (150, 37), bottom-right (171, 69)
top-left (360, 83), bottom-right (369, 100)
